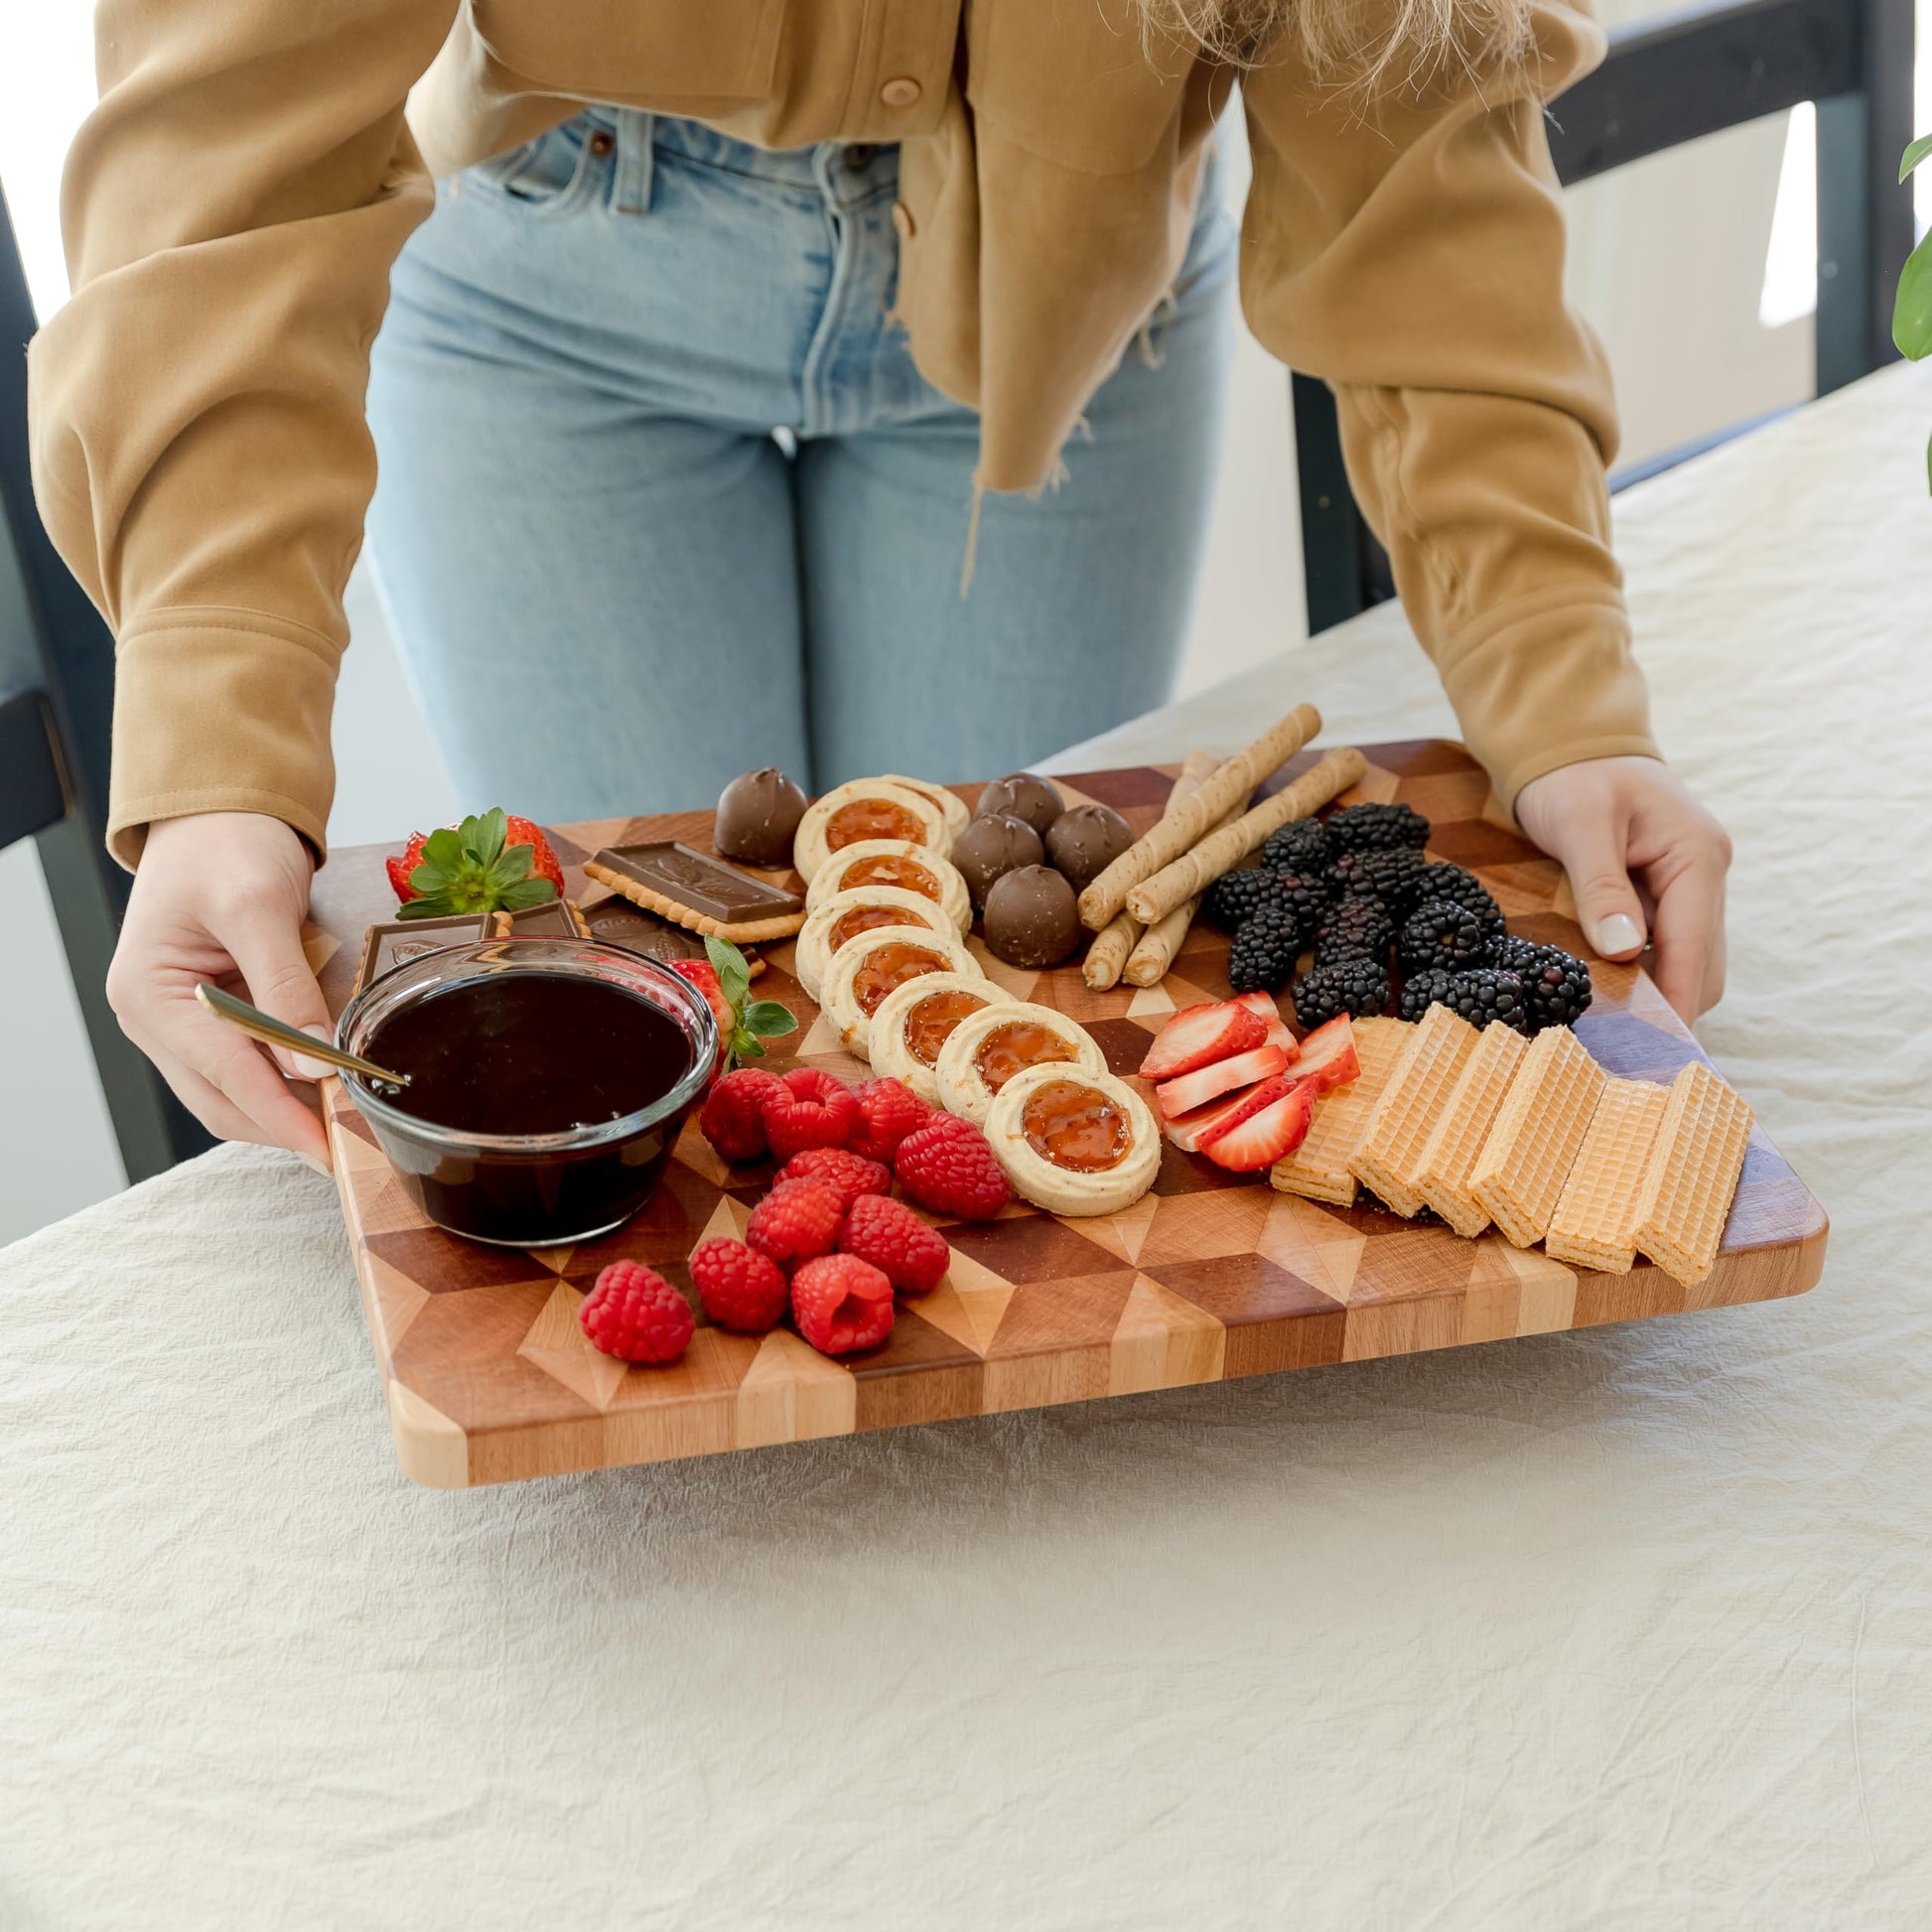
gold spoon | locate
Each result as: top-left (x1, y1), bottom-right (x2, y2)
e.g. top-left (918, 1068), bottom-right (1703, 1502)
top-left (194, 983), bottom-right (412, 1088)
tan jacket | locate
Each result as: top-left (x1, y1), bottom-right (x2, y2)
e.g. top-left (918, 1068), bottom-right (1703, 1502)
top-left (28, 0), bottom-right (1658, 867)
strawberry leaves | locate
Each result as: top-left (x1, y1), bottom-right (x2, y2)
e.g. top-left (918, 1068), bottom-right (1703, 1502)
top-left (397, 807), bottom-right (561, 919)
top-left (704, 935), bottom-right (798, 1066)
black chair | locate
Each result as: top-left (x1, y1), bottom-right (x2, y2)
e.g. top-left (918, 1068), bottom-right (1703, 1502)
top-left (1295, 0), bottom-right (1917, 632)
top-left (1, 185), bottom-right (211, 1179)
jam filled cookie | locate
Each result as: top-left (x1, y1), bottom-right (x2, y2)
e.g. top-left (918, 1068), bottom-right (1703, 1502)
top-left (802, 840), bottom-right (971, 933)
top-left (794, 887), bottom-right (954, 1004)
top-left (793, 780), bottom-right (953, 883)
top-left (982, 1064), bottom-right (1162, 1217)
top-left (868, 972), bottom-right (995, 1107)
top-left (818, 924), bottom-right (986, 1059)
top-left (932, 1000), bottom-right (1107, 1129)
top-left (876, 774), bottom-right (971, 841)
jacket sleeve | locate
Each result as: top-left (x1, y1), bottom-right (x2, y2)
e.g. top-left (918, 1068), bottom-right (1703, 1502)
top-left (27, 0), bottom-right (458, 866)
top-left (1240, 2), bottom-right (1660, 813)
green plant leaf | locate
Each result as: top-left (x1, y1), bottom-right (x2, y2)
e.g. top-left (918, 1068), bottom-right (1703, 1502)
top-left (704, 934), bottom-right (753, 1009)
top-left (1925, 428), bottom-right (1931, 495)
top-left (396, 894), bottom-right (460, 920)
top-left (729, 1028), bottom-right (766, 1064)
top-left (466, 808), bottom-right (507, 868)
top-left (497, 878), bottom-right (558, 910)
top-left (489, 845), bottom-right (534, 887)
top-left (1901, 133), bottom-right (1932, 183)
top-left (741, 1000), bottom-right (797, 1038)
top-left (1893, 231), bottom-right (1932, 358)
top-left (420, 826), bottom-right (466, 870)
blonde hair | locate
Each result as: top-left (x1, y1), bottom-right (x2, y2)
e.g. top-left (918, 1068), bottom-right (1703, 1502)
top-left (1138, 0), bottom-right (1536, 92)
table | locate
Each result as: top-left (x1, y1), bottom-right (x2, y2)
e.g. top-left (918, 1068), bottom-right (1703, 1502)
top-left (5, 364), bottom-right (1930, 1928)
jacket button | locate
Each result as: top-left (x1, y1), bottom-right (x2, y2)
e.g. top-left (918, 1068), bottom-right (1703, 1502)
top-left (880, 75), bottom-right (922, 108)
top-left (588, 130), bottom-right (616, 156)
top-left (892, 201), bottom-right (915, 239)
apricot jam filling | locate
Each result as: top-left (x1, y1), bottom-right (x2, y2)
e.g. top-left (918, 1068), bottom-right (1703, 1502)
top-left (827, 904), bottom-right (932, 952)
top-left (852, 942), bottom-right (948, 1016)
top-left (902, 989), bottom-right (988, 1065)
top-left (974, 1022), bottom-right (1078, 1093)
top-left (826, 798), bottom-right (923, 850)
top-left (839, 854), bottom-right (940, 898)
top-left (1021, 1079), bottom-right (1132, 1173)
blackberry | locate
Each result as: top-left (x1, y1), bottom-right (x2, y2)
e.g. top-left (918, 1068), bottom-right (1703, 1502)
top-left (1396, 897), bottom-right (1492, 976)
top-left (1398, 968), bottom-right (1457, 1023)
top-left (1408, 862), bottom-right (1503, 935)
top-left (1262, 816), bottom-right (1332, 874)
top-left (1204, 865), bottom-right (1273, 929)
top-left (1227, 901), bottom-right (1307, 994)
top-left (1292, 955), bottom-right (1392, 1030)
top-left (1437, 968), bottom-right (1532, 1035)
top-left (1312, 895), bottom-right (1394, 969)
top-left (1327, 844), bottom-right (1428, 910)
top-left (1492, 936), bottom-right (1593, 1030)
top-left (1326, 801), bottom-right (1431, 854)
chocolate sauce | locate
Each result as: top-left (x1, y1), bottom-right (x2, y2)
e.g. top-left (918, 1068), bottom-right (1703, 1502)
top-left (368, 973), bottom-right (691, 1137)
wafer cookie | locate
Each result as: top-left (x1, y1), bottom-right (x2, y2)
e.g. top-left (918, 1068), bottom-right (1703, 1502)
top-left (1469, 1026), bottom-right (1606, 1248)
top-left (1349, 1004), bottom-right (1478, 1217)
top-left (1081, 751), bottom-right (1216, 989)
top-left (1630, 1060), bottom-right (1754, 1286)
top-left (1269, 1017), bottom-right (1415, 1205)
top-left (1412, 1022), bottom-right (1528, 1237)
top-left (1545, 1078), bottom-right (1671, 1273)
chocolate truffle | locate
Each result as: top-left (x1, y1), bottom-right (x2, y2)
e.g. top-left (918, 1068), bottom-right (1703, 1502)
top-left (976, 772), bottom-right (1062, 837)
top-left (983, 865), bottom-right (1081, 969)
top-left (951, 813), bottom-right (1043, 912)
top-left (714, 766), bottom-right (808, 868)
top-left (1043, 802), bottom-right (1134, 894)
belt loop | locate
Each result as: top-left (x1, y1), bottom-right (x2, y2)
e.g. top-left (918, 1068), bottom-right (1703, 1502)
top-left (613, 109), bottom-right (654, 216)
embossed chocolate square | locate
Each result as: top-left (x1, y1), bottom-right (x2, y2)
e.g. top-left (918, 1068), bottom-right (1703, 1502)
top-left (355, 913), bottom-right (491, 994)
top-left (489, 898), bottom-right (592, 940)
top-left (583, 841), bottom-right (805, 942)
top-left (580, 895), bottom-right (706, 963)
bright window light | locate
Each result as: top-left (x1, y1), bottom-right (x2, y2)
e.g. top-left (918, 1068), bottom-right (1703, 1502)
top-left (1758, 102), bottom-right (1817, 331)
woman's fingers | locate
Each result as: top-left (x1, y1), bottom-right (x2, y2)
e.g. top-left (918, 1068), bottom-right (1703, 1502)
top-left (1544, 802), bottom-right (1649, 962)
top-left (1643, 842), bottom-right (1729, 1021)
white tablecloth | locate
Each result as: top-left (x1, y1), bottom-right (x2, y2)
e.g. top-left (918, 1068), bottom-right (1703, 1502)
top-left (6, 365), bottom-right (1932, 1930)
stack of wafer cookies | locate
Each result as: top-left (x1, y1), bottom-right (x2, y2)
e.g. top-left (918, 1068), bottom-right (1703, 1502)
top-left (1269, 1011), bottom-right (1755, 1288)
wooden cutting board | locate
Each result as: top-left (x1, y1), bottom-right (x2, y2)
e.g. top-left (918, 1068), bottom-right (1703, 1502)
top-left (307, 743), bottom-right (1827, 1487)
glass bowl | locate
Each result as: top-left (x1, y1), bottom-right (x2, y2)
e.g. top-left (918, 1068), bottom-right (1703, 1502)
top-left (336, 937), bottom-right (718, 1246)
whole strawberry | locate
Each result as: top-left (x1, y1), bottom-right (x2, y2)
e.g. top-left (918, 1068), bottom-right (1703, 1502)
top-left (772, 1147), bottom-right (891, 1211)
top-left (760, 1067), bottom-right (860, 1163)
top-left (893, 1114), bottom-right (1010, 1221)
top-left (845, 1077), bottom-right (931, 1165)
top-left (699, 1066), bottom-right (783, 1163)
top-left (790, 1253), bottom-right (896, 1356)
top-left (578, 1260), bottom-right (694, 1363)
top-left (689, 1237), bottom-right (789, 1333)
top-left (389, 808), bottom-right (564, 918)
top-left (839, 1192), bottom-right (950, 1296)
top-left (745, 1178), bottom-right (844, 1269)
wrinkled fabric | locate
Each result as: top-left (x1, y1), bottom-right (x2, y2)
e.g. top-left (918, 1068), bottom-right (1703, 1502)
top-left (3, 365), bottom-right (1929, 1927)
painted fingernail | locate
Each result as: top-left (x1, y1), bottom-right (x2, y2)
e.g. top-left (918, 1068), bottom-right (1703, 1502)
top-left (1593, 912), bottom-right (1645, 956)
top-left (292, 1024), bottom-right (336, 1082)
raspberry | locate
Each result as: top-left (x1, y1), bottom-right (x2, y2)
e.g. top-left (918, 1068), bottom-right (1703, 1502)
top-left (688, 1237), bottom-right (789, 1333)
top-left (839, 1192), bottom-right (950, 1296)
top-left (578, 1260), bottom-right (694, 1364)
top-left (699, 1066), bottom-right (782, 1163)
top-left (892, 1114), bottom-right (1010, 1221)
top-left (760, 1067), bottom-right (860, 1162)
top-left (772, 1147), bottom-right (891, 1211)
top-left (790, 1254), bottom-right (896, 1355)
top-left (845, 1077), bottom-right (931, 1165)
top-left (745, 1178), bottom-right (844, 1268)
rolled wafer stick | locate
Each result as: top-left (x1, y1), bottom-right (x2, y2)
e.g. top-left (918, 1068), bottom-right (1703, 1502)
top-left (1077, 703), bottom-right (1320, 928)
top-left (1125, 746), bottom-right (1368, 926)
top-left (1079, 750), bottom-right (1220, 990)
top-left (1123, 796), bottom-right (1245, 985)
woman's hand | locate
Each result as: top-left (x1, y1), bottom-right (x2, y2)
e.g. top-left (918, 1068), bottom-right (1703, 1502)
top-left (106, 812), bottom-right (335, 1170)
top-left (1513, 757), bottom-right (1731, 1022)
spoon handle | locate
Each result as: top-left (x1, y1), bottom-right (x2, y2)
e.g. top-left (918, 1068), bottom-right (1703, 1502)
top-left (194, 983), bottom-right (412, 1088)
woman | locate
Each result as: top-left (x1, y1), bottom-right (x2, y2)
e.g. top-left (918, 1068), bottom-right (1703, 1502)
top-left (29, 0), bottom-right (1729, 1172)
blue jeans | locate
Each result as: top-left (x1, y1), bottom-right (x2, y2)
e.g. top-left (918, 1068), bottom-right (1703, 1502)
top-left (366, 109), bottom-right (1235, 819)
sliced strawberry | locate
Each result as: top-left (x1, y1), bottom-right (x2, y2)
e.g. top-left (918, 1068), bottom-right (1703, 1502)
top-left (1167, 1074), bottom-right (1294, 1154)
top-left (1288, 1016), bottom-right (1361, 1097)
top-left (1203, 1081), bottom-right (1315, 1172)
top-left (1140, 1000), bottom-right (1268, 1082)
top-left (1155, 1043), bottom-right (1290, 1120)
top-left (1230, 990), bottom-right (1299, 1057)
